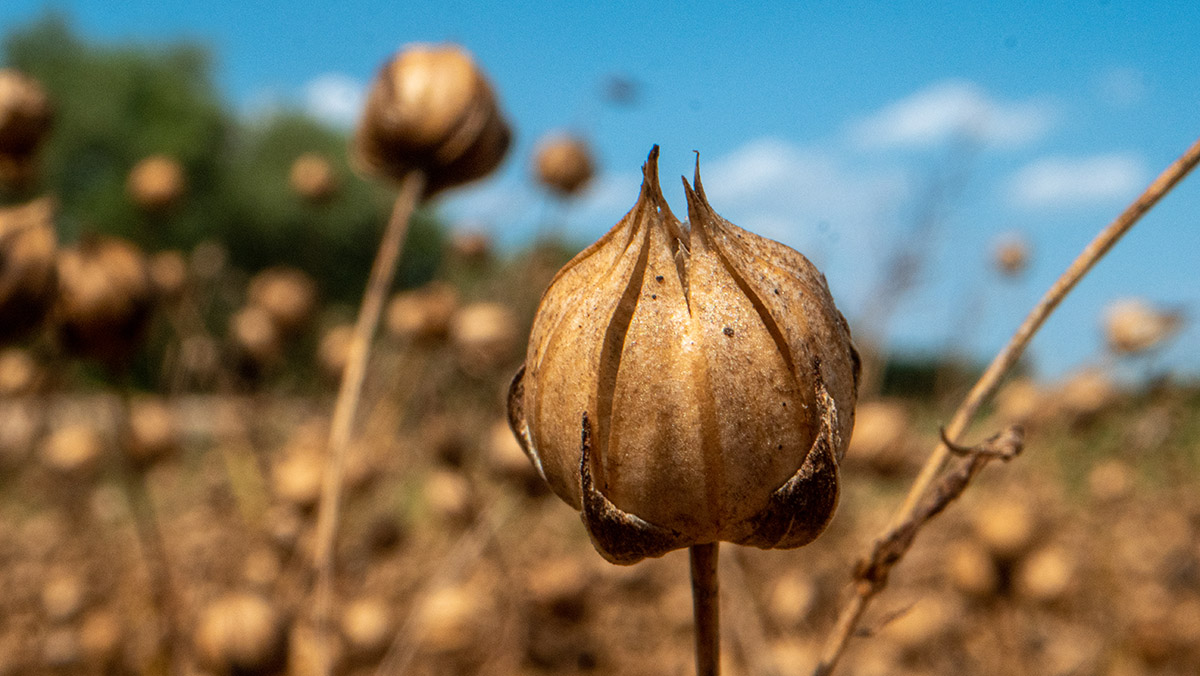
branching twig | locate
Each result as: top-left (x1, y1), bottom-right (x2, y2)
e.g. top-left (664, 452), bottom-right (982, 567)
top-left (812, 134), bottom-right (1200, 676)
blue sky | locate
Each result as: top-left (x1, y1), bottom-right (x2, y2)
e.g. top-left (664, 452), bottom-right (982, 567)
top-left (3, 1), bottom-right (1199, 381)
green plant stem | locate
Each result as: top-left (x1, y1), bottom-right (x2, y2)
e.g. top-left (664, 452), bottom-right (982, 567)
top-left (310, 170), bottom-right (426, 675)
top-left (812, 134), bottom-right (1200, 676)
top-left (691, 542), bottom-right (720, 676)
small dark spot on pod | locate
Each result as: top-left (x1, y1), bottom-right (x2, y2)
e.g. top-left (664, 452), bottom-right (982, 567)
top-left (774, 288), bottom-right (780, 295)
top-left (655, 275), bottom-right (664, 283)
top-left (723, 327), bottom-right (734, 337)
top-left (651, 294), bottom-right (657, 300)
top-left (777, 444), bottom-right (783, 450)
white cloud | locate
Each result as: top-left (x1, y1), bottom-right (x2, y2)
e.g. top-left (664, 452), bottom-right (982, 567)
top-left (1008, 153), bottom-right (1147, 208)
top-left (698, 138), bottom-right (909, 247)
top-left (849, 79), bottom-right (1058, 150)
top-left (303, 73), bottom-right (366, 128)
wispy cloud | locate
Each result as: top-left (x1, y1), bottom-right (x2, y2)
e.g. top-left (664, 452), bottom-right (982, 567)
top-left (1008, 153), bottom-right (1147, 208)
top-left (302, 73), bottom-right (366, 128)
top-left (848, 79), bottom-right (1058, 150)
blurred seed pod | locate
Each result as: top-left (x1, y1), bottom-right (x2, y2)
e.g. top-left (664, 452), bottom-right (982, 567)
top-left (1056, 368), bottom-right (1119, 424)
top-left (79, 609), bottom-right (122, 668)
top-left (362, 513), bottom-right (406, 557)
top-left (354, 44), bottom-right (511, 197)
top-left (879, 594), bottom-right (961, 655)
top-left (194, 593), bottom-right (288, 676)
top-left (272, 449), bottom-right (324, 510)
top-left (247, 267), bottom-right (318, 336)
top-left (288, 622), bottom-right (343, 676)
top-left (533, 132), bottom-right (595, 196)
top-left (384, 281), bottom-right (458, 343)
top-left (39, 423), bottom-right (104, 478)
top-left (124, 396), bottom-right (178, 468)
top-left (1014, 545), bottom-right (1076, 603)
top-left (992, 233), bottom-right (1030, 277)
top-left (526, 557), bottom-right (591, 622)
top-left (448, 229), bottom-right (492, 264)
top-left (423, 469), bottom-right (475, 524)
top-left (450, 301), bottom-right (518, 373)
top-left (993, 377), bottom-right (1044, 427)
top-left (318, 323), bottom-right (354, 381)
top-left (41, 570), bottom-right (86, 622)
top-left (54, 236), bottom-right (153, 367)
top-left (767, 571), bottom-right (817, 628)
top-left (0, 400), bottom-right (39, 468)
top-left (241, 547), bottom-right (283, 592)
top-left (340, 596), bottom-right (393, 663)
top-left (846, 399), bottom-right (913, 476)
top-left (0, 69), bottom-right (53, 185)
top-left (945, 539), bottom-right (1000, 599)
top-left (147, 249), bottom-right (188, 302)
top-left (230, 305), bottom-right (283, 368)
top-left (1088, 458), bottom-right (1135, 503)
top-left (971, 496), bottom-right (1038, 560)
top-left (0, 348), bottom-right (40, 396)
top-left (414, 583), bottom-right (480, 656)
top-left (289, 152), bottom-right (339, 204)
top-left (127, 155), bottom-right (185, 212)
top-left (0, 197), bottom-right (58, 345)
top-left (40, 627), bottom-right (80, 669)
top-left (1103, 298), bottom-right (1183, 356)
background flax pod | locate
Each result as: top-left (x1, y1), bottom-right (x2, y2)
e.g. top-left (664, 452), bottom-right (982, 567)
top-left (511, 146), bottom-right (860, 564)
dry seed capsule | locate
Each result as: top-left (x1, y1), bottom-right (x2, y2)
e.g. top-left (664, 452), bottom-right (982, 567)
top-left (354, 44), bottom-right (511, 197)
top-left (194, 593), bottom-right (288, 676)
top-left (533, 132), bottom-right (595, 196)
top-left (127, 155), bottom-right (185, 212)
top-left (0, 69), bottom-right (53, 184)
top-left (148, 249), bottom-right (188, 302)
top-left (289, 152), bottom-right (338, 204)
top-left (247, 266), bottom-right (317, 335)
top-left (0, 198), bottom-right (58, 344)
top-left (1103, 298), bottom-right (1182, 355)
top-left (509, 147), bottom-right (859, 564)
top-left (54, 236), bottom-right (153, 367)
top-left (992, 233), bottom-right (1030, 277)
top-left (385, 281), bottom-right (458, 343)
top-left (124, 396), bottom-right (179, 468)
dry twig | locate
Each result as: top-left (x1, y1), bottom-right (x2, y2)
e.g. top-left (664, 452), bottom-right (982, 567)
top-left (812, 134), bottom-right (1200, 676)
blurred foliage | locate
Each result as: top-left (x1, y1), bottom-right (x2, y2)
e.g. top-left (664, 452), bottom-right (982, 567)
top-left (2, 14), bottom-right (444, 301)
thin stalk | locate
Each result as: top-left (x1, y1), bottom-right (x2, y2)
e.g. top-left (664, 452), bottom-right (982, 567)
top-left (813, 134), bottom-right (1200, 676)
top-left (310, 170), bottom-right (426, 675)
top-left (691, 542), bottom-right (720, 676)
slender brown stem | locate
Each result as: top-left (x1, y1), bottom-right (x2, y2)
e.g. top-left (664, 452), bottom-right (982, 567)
top-left (691, 542), bottom-right (721, 676)
top-left (813, 134), bottom-right (1200, 676)
top-left (310, 170), bottom-right (426, 675)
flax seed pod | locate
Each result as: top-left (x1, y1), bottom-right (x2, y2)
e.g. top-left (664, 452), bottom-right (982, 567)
top-left (0, 197), bottom-right (57, 344)
top-left (0, 69), bottom-right (53, 186)
top-left (247, 266), bottom-right (318, 336)
top-left (533, 132), bottom-right (595, 196)
top-left (354, 44), bottom-right (511, 196)
top-left (509, 147), bottom-right (859, 563)
top-left (54, 236), bottom-right (153, 367)
top-left (194, 593), bottom-right (288, 676)
top-left (289, 152), bottom-right (338, 204)
top-left (127, 155), bottom-right (186, 212)
top-left (992, 233), bottom-right (1030, 278)
top-left (1103, 298), bottom-right (1182, 356)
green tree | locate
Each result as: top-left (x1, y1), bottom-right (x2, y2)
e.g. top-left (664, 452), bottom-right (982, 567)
top-left (3, 14), bottom-right (443, 302)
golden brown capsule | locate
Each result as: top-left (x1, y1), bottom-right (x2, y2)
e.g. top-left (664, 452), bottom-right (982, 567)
top-left (54, 236), bottom-right (153, 367)
top-left (508, 147), bottom-right (859, 563)
top-left (533, 132), bottom-right (595, 196)
top-left (0, 69), bottom-right (53, 185)
top-left (289, 152), bottom-right (338, 204)
top-left (127, 155), bottom-right (186, 212)
top-left (0, 197), bottom-right (57, 344)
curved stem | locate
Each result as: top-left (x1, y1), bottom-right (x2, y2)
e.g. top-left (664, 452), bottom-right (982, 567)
top-left (310, 170), bottom-right (426, 675)
top-left (814, 134), bottom-right (1200, 676)
top-left (691, 542), bottom-right (720, 676)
